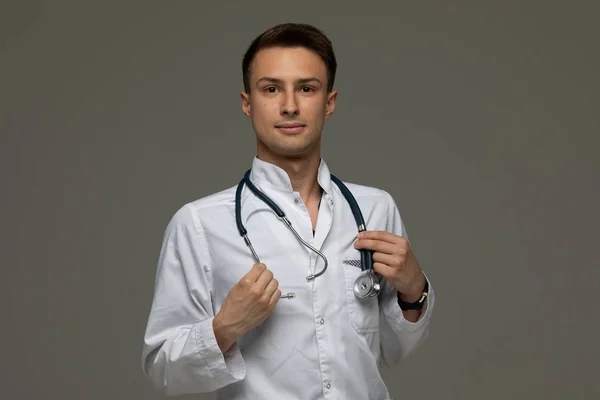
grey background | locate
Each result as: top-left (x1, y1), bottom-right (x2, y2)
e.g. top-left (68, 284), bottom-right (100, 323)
top-left (2, 1), bottom-right (599, 399)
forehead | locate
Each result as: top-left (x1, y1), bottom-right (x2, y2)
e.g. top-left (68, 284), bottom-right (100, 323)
top-left (249, 46), bottom-right (328, 81)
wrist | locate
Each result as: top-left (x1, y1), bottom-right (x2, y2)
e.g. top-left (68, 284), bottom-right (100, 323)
top-left (399, 291), bottom-right (423, 303)
top-left (212, 313), bottom-right (239, 353)
top-left (399, 273), bottom-right (427, 302)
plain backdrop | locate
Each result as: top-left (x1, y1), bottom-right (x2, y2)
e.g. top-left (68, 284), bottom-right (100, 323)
top-left (1, 1), bottom-right (599, 399)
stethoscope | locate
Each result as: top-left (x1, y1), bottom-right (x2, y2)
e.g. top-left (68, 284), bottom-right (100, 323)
top-left (235, 169), bottom-right (381, 300)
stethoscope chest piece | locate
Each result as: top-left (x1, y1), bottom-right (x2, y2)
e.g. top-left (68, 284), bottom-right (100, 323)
top-left (353, 271), bottom-right (381, 299)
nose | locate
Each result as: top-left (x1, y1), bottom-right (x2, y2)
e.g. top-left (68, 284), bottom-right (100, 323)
top-left (281, 92), bottom-right (299, 117)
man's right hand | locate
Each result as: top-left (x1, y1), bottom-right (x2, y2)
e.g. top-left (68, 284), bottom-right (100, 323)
top-left (213, 263), bottom-right (280, 352)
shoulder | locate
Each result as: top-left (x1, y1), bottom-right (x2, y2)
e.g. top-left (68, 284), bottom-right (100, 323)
top-left (164, 184), bottom-right (238, 234)
top-left (334, 179), bottom-right (407, 234)
top-left (335, 179), bottom-right (397, 208)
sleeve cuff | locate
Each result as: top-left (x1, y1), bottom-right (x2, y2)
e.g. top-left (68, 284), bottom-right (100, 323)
top-left (194, 317), bottom-right (246, 386)
top-left (383, 274), bottom-right (434, 333)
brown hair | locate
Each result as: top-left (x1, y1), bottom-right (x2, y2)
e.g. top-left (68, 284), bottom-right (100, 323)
top-left (242, 23), bottom-right (337, 93)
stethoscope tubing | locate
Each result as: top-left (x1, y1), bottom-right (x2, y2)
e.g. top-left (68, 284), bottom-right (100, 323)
top-left (235, 169), bottom-right (380, 299)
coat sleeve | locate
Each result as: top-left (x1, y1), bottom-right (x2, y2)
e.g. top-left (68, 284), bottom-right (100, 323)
top-left (378, 192), bottom-right (435, 367)
top-left (140, 204), bottom-right (246, 395)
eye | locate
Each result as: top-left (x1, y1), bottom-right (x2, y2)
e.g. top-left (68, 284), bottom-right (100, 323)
top-left (264, 86), bottom-right (278, 93)
top-left (300, 86), bottom-right (314, 92)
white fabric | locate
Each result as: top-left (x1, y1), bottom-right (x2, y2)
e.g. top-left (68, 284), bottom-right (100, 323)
top-left (141, 156), bottom-right (435, 399)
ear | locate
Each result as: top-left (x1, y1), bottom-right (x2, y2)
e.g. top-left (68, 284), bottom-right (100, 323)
top-left (325, 90), bottom-right (338, 119)
top-left (240, 92), bottom-right (251, 118)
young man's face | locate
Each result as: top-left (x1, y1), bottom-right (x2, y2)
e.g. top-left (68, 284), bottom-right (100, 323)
top-left (241, 46), bottom-right (337, 159)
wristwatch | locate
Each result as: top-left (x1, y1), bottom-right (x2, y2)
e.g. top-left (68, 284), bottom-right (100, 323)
top-left (397, 278), bottom-right (429, 311)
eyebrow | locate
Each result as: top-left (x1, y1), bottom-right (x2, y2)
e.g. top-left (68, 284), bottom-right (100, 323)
top-left (256, 76), bottom-right (323, 87)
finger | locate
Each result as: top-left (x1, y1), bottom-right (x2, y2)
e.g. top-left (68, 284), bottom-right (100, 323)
top-left (357, 230), bottom-right (403, 244)
top-left (268, 288), bottom-right (282, 308)
top-left (372, 262), bottom-right (396, 278)
top-left (254, 268), bottom-right (275, 291)
top-left (259, 278), bottom-right (278, 307)
top-left (354, 238), bottom-right (396, 255)
top-left (372, 251), bottom-right (404, 267)
top-left (244, 263), bottom-right (267, 282)
top-left (263, 276), bottom-right (279, 298)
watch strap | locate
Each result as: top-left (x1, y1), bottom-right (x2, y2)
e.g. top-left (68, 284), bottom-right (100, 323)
top-left (397, 278), bottom-right (429, 311)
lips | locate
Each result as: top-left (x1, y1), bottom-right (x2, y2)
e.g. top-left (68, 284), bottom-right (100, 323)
top-left (275, 122), bottom-right (306, 134)
top-left (276, 123), bottom-right (306, 128)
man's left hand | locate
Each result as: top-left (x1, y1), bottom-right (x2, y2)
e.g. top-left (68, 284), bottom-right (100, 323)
top-left (354, 230), bottom-right (426, 302)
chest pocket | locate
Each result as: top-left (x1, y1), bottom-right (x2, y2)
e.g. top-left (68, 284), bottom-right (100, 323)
top-left (341, 251), bottom-right (380, 334)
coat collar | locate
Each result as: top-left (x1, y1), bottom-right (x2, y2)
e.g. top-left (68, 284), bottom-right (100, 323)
top-left (239, 156), bottom-right (333, 225)
top-left (248, 156), bottom-right (333, 195)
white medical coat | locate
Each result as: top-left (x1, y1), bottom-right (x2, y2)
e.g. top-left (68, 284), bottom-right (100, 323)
top-left (141, 156), bottom-right (435, 399)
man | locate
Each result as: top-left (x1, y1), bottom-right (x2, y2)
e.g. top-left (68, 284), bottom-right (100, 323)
top-left (141, 23), bottom-right (434, 399)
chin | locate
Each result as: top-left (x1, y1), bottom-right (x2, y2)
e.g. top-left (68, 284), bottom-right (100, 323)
top-left (274, 145), bottom-right (313, 158)
top-left (261, 139), bottom-right (316, 159)
top-left (255, 127), bottom-right (320, 158)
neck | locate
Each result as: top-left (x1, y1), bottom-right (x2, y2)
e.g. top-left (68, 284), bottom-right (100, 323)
top-left (256, 150), bottom-right (322, 204)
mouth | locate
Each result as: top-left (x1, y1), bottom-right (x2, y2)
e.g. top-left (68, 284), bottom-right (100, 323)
top-left (275, 123), bottom-right (306, 134)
